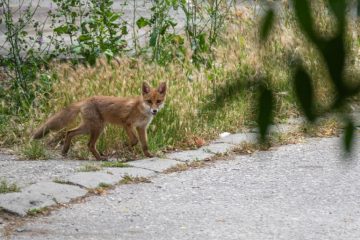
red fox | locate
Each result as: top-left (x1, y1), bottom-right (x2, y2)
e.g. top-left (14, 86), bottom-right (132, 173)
top-left (33, 82), bottom-right (166, 160)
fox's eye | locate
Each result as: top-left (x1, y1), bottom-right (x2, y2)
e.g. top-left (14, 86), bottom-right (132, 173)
top-left (146, 100), bottom-right (152, 104)
top-left (156, 100), bottom-right (162, 104)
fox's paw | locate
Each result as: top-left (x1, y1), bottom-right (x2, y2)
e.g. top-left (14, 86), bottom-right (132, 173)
top-left (144, 152), bottom-right (154, 158)
top-left (97, 156), bottom-right (108, 161)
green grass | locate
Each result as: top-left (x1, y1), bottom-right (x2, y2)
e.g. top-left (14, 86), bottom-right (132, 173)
top-left (27, 207), bottom-right (49, 216)
top-left (77, 164), bottom-right (103, 172)
top-left (53, 179), bottom-right (70, 184)
top-left (21, 141), bottom-right (48, 160)
top-left (98, 182), bottom-right (112, 188)
top-left (0, 179), bottom-right (20, 194)
top-left (101, 161), bottom-right (130, 168)
top-left (0, 6), bottom-right (358, 159)
top-left (119, 175), bottom-right (151, 184)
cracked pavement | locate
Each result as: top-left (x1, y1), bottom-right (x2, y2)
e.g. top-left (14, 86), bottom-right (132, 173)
top-left (3, 136), bottom-right (360, 240)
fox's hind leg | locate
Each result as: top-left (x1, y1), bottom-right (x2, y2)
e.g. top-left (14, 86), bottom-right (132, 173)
top-left (62, 124), bottom-right (89, 156)
top-left (88, 126), bottom-right (105, 161)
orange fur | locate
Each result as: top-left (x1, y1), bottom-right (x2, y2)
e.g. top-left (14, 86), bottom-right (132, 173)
top-left (33, 82), bottom-right (167, 160)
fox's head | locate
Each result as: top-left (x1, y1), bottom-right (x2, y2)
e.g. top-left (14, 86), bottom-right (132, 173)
top-left (142, 81), bottom-right (167, 116)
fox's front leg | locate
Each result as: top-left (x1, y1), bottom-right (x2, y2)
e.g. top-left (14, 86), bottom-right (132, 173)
top-left (125, 125), bottom-right (138, 147)
top-left (136, 126), bottom-right (153, 158)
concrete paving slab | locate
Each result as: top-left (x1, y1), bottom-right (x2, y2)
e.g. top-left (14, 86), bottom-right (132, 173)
top-left (25, 182), bottom-right (87, 204)
top-left (0, 192), bottom-right (54, 216)
top-left (63, 172), bottom-right (120, 189)
top-left (10, 137), bottom-right (360, 240)
top-left (0, 182), bottom-right (86, 216)
top-left (166, 150), bottom-right (214, 162)
top-left (200, 143), bottom-right (235, 154)
top-left (215, 132), bottom-right (257, 145)
top-left (127, 158), bottom-right (182, 172)
top-left (102, 167), bottom-right (156, 178)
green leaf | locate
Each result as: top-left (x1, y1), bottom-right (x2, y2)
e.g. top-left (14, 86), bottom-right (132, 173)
top-left (321, 36), bottom-right (346, 97)
top-left (294, 67), bottom-right (316, 122)
top-left (78, 34), bottom-right (92, 42)
top-left (109, 13), bottom-right (121, 22)
top-left (149, 29), bottom-right (159, 47)
top-left (293, 0), bottom-right (316, 42)
top-left (121, 25), bottom-right (128, 35)
top-left (53, 25), bottom-right (68, 35)
top-left (171, 34), bottom-right (184, 45)
top-left (260, 9), bottom-right (275, 43)
top-left (344, 120), bottom-right (355, 152)
top-left (328, 0), bottom-right (346, 29)
top-left (136, 17), bottom-right (151, 29)
top-left (257, 85), bottom-right (274, 141)
top-left (197, 33), bottom-right (208, 52)
top-left (104, 49), bottom-right (114, 58)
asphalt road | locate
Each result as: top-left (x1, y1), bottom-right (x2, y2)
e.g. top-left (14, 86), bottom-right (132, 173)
top-left (6, 136), bottom-right (360, 240)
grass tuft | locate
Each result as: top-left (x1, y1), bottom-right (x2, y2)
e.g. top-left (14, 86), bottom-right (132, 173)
top-left (119, 175), bottom-right (151, 184)
top-left (27, 207), bottom-right (49, 216)
top-left (21, 141), bottom-right (48, 160)
top-left (164, 161), bottom-right (207, 173)
top-left (77, 164), bottom-right (102, 172)
top-left (0, 179), bottom-right (20, 194)
top-left (101, 161), bottom-right (130, 168)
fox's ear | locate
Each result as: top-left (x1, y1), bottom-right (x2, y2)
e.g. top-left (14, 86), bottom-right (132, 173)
top-left (142, 81), bottom-right (151, 95)
top-left (158, 82), bottom-right (167, 95)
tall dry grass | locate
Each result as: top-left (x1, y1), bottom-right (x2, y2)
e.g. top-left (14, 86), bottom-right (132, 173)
top-left (2, 3), bottom-right (359, 160)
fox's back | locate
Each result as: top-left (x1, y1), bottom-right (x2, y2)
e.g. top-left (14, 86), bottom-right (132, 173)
top-left (81, 96), bottom-right (142, 125)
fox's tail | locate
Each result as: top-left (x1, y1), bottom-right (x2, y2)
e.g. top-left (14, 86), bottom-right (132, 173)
top-left (32, 102), bottom-right (83, 139)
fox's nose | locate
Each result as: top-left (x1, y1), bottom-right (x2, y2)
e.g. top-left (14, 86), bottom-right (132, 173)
top-left (151, 109), bottom-right (158, 115)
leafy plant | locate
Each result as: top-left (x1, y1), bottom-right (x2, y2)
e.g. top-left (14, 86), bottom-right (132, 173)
top-left (0, 0), bottom-right (54, 115)
top-left (51, 0), bottom-right (128, 65)
top-left (137, 0), bottom-right (185, 64)
top-left (257, 0), bottom-right (359, 151)
top-left (180, 0), bottom-right (234, 66)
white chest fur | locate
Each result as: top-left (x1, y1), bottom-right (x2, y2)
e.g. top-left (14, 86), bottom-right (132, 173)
top-left (134, 114), bottom-right (153, 128)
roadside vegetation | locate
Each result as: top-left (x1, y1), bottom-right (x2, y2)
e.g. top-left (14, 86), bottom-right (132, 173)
top-left (0, 179), bottom-right (20, 194)
top-left (0, 0), bottom-right (359, 160)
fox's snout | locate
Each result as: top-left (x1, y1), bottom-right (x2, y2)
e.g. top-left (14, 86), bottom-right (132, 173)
top-left (151, 109), bottom-right (158, 115)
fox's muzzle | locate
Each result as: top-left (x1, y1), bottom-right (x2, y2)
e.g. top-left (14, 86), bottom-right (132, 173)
top-left (151, 109), bottom-right (158, 115)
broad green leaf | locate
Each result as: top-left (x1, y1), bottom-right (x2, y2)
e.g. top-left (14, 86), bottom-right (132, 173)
top-left (121, 25), bottom-right (128, 35)
top-left (78, 34), bottom-right (91, 42)
top-left (294, 67), bottom-right (316, 122)
top-left (136, 17), bottom-right (150, 29)
top-left (260, 9), bottom-right (275, 42)
top-left (104, 49), bottom-right (114, 61)
top-left (150, 29), bottom-right (159, 47)
top-left (53, 25), bottom-right (69, 35)
top-left (344, 120), bottom-right (355, 152)
top-left (328, 0), bottom-right (346, 29)
top-left (321, 36), bottom-right (346, 97)
top-left (293, 0), bottom-right (316, 42)
top-left (257, 85), bottom-right (274, 141)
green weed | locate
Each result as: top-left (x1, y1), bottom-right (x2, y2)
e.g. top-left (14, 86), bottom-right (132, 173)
top-left (0, 179), bottom-right (20, 194)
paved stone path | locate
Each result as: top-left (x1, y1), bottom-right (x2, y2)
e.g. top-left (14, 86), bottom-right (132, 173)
top-left (0, 127), bottom-right (275, 217)
top-left (0, 134), bottom-right (252, 216)
top-left (1, 113), bottom-right (360, 239)
top-left (4, 136), bottom-right (360, 240)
